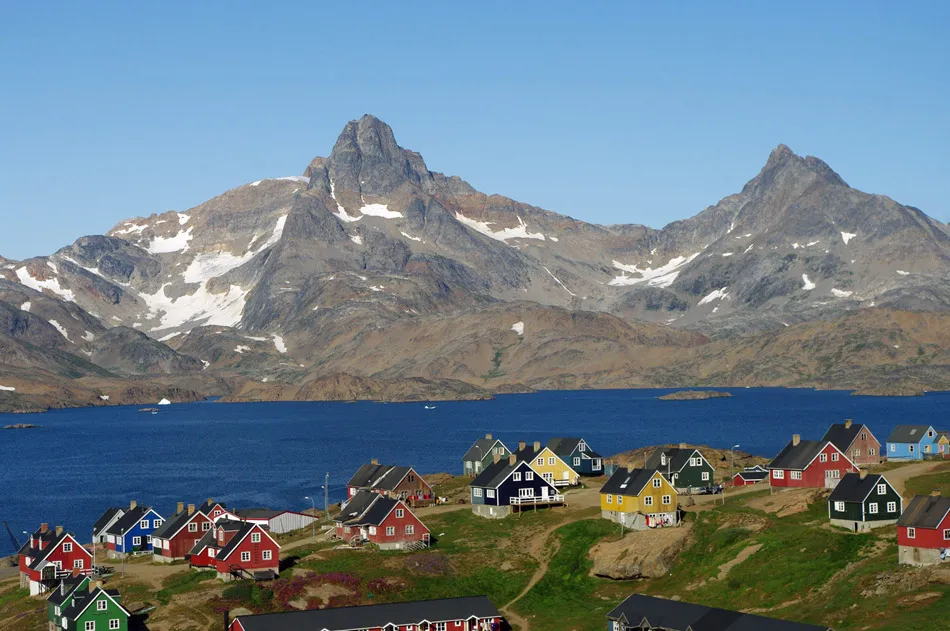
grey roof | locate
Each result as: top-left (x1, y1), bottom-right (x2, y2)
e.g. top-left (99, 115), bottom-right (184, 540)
top-left (197, 499), bottom-right (226, 516)
top-left (599, 467), bottom-right (657, 496)
top-left (607, 593), bottom-right (830, 630)
top-left (744, 465), bottom-right (768, 473)
top-left (188, 530), bottom-right (219, 556)
top-left (46, 575), bottom-right (87, 606)
top-left (547, 437), bottom-right (603, 459)
top-left (734, 470), bottom-right (769, 481)
top-left (18, 525), bottom-right (61, 556)
top-left (217, 521), bottom-right (259, 561)
top-left (92, 507), bottom-right (124, 535)
top-left (359, 496), bottom-right (400, 526)
top-left (470, 458), bottom-right (521, 489)
top-left (898, 495), bottom-right (950, 529)
top-left (20, 529), bottom-right (75, 570)
top-left (768, 440), bottom-right (828, 470)
top-left (463, 437), bottom-right (506, 462)
top-left (821, 422), bottom-right (873, 454)
top-left (151, 508), bottom-right (196, 539)
top-left (106, 505), bottom-right (157, 536)
top-left (235, 508), bottom-right (283, 520)
top-left (645, 447), bottom-right (702, 473)
top-left (887, 424), bottom-right (935, 444)
top-left (334, 492), bottom-right (403, 527)
top-left (347, 463), bottom-right (414, 491)
top-left (513, 444), bottom-right (542, 462)
top-left (335, 490), bottom-right (380, 523)
top-left (828, 473), bottom-right (889, 503)
top-left (233, 596), bottom-right (500, 631)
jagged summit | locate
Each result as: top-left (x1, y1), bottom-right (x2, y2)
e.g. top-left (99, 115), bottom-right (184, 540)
top-left (755, 143), bottom-right (848, 191)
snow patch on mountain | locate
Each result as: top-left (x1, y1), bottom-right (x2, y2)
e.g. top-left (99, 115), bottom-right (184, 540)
top-left (802, 274), bottom-right (816, 290)
top-left (698, 287), bottom-right (730, 306)
top-left (20, 301), bottom-right (30, 312)
top-left (609, 253), bottom-right (699, 288)
top-left (48, 319), bottom-right (70, 340)
top-left (359, 203), bottom-right (403, 219)
top-left (841, 231), bottom-right (856, 244)
top-left (401, 232), bottom-right (423, 242)
top-left (183, 215), bottom-right (287, 284)
top-left (234, 345), bottom-right (250, 354)
top-left (113, 222), bottom-right (148, 236)
top-left (16, 266), bottom-right (76, 302)
top-left (511, 321), bottom-right (524, 336)
top-left (543, 266), bottom-right (575, 296)
top-left (455, 212), bottom-right (546, 243)
top-left (350, 234), bottom-right (363, 245)
top-left (147, 227), bottom-right (194, 254)
top-left (178, 213), bottom-right (190, 225)
top-left (272, 334), bottom-right (287, 353)
top-left (831, 288), bottom-right (853, 298)
top-left (897, 270), bottom-right (910, 276)
top-left (82, 331), bottom-right (95, 342)
top-left (0, 385), bottom-right (15, 392)
top-left (140, 282), bottom-right (248, 332)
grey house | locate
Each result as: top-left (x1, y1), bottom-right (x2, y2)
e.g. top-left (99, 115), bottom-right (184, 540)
top-left (827, 472), bottom-right (902, 532)
top-left (462, 434), bottom-right (510, 476)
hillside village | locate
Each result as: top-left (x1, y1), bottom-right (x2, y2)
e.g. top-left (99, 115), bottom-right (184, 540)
top-left (3, 422), bottom-right (950, 631)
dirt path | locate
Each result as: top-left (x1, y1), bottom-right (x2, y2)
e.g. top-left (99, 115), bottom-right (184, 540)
top-left (499, 520), bottom-right (568, 631)
top-left (876, 461), bottom-right (945, 498)
top-left (716, 542), bottom-right (763, 580)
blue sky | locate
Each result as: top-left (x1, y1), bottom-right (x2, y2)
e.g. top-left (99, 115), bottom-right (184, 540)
top-left (1, 1), bottom-right (947, 259)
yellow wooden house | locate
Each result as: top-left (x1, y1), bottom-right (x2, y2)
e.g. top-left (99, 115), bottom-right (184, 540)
top-left (514, 441), bottom-right (579, 487)
top-left (599, 467), bottom-right (678, 529)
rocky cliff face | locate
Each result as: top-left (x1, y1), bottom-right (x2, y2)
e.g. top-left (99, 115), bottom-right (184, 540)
top-left (2, 115), bottom-right (950, 410)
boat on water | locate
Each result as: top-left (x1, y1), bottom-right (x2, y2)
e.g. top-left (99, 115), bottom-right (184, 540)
top-left (424, 404), bottom-right (436, 410)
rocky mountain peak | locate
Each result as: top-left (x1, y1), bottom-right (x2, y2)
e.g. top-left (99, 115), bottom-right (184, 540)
top-left (742, 144), bottom-right (848, 202)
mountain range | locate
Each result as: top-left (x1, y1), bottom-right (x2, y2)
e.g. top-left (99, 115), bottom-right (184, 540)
top-left (3, 115), bottom-right (950, 412)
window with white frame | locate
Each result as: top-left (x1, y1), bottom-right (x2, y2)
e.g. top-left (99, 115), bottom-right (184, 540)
top-left (396, 509), bottom-right (404, 518)
top-left (97, 599), bottom-right (108, 611)
top-left (140, 519), bottom-right (149, 529)
top-left (890, 444), bottom-right (896, 452)
top-left (908, 527), bottom-right (916, 538)
top-left (146, 535), bottom-right (151, 544)
top-left (132, 536), bottom-right (141, 546)
top-left (536, 458), bottom-right (544, 466)
top-left (251, 532), bottom-right (261, 543)
top-left (109, 620), bottom-right (120, 630)
top-left (877, 483), bottom-right (887, 495)
top-left (263, 549), bottom-right (272, 560)
top-left (406, 525), bottom-right (415, 535)
top-left (606, 494), bottom-right (613, 504)
top-left (436, 624), bottom-right (447, 631)
top-left (831, 452), bottom-right (839, 462)
top-left (887, 501), bottom-right (897, 513)
top-left (617, 495), bottom-right (623, 505)
top-left (791, 471), bottom-right (802, 480)
top-left (473, 488), bottom-right (483, 497)
top-left (593, 459), bottom-right (601, 470)
top-left (944, 530), bottom-right (950, 541)
top-left (486, 489), bottom-right (496, 499)
top-left (512, 472), bottom-right (522, 482)
top-left (55, 606), bottom-right (60, 616)
top-left (574, 457), bottom-right (581, 466)
top-left (548, 457), bottom-right (556, 465)
top-left (241, 551), bottom-right (251, 562)
top-left (644, 496), bottom-right (654, 506)
top-left (910, 445), bottom-right (915, 453)
top-left (386, 526), bottom-right (395, 536)
top-left (188, 523), bottom-right (198, 532)
top-left (526, 472), bottom-right (534, 481)
top-left (868, 503), bottom-right (878, 514)
top-left (701, 471), bottom-right (710, 481)
top-left (834, 501), bottom-right (845, 512)
top-left (208, 549), bottom-right (216, 557)
top-left (74, 559), bottom-right (84, 569)
top-left (153, 518), bottom-right (163, 528)
top-left (369, 526), bottom-right (377, 535)
top-left (63, 542), bottom-right (73, 553)
top-left (652, 478), bottom-right (662, 488)
top-left (819, 453), bottom-right (828, 463)
top-left (662, 495), bottom-right (671, 505)
top-left (519, 488), bottom-right (534, 498)
top-left (202, 522), bottom-right (211, 531)
top-left (85, 622), bottom-right (95, 631)
top-left (869, 448), bottom-right (876, 456)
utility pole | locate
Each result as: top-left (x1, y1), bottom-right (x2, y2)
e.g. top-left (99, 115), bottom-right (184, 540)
top-left (727, 444), bottom-right (740, 505)
top-left (304, 496), bottom-right (316, 540)
top-left (324, 472), bottom-right (330, 524)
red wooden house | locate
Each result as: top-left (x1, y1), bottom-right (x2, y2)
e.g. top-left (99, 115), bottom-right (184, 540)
top-left (208, 521), bottom-right (280, 581)
top-left (335, 490), bottom-right (430, 550)
top-left (897, 493), bottom-right (950, 565)
top-left (768, 435), bottom-right (858, 489)
top-left (821, 419), bottom-right (882, 467)
top-left (151, 502), bottom-right (214, 563)
top-left (346, 461), bottom-right (435, 507)
top-left (18, 524), bottom-right (92, 596)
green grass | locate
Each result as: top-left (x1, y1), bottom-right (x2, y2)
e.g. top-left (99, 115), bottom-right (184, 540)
top-left (903, 462), bottom-right (950, 497)
top-left (155, 570), bottom-right (216, 605)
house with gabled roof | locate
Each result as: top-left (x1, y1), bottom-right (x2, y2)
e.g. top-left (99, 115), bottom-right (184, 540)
top-left (58, 585), bottom-right (130, 631)
top-left (645, 444), bottom-right (715, 491)
top-left (92, 507), bottom-right (124, 546)
top-left (346, 460), bottom-right (434, 507)
top-left (227, 596), bottom-right (503, 631)
top-left (208, 520), bottom-right (280, 582)
top-left (105, 502), bottom-right (164, 558)
top-left (828, 471), bottom-right (902, 532)
top-left (333, 490), bottom-right (430, 550)
top-left (18, 524), bottom-right (92, 596)
top-left (897, 492), bottom-right (950, 565)
top-left (46, 574), bottom-right (89, 631)
top-left (887, 424), bottom-right (937, 460)
top-left (469, 454), bottom-right (562, 519)
top-left (768, 434), bottom-right (857, 489)
top-left (733, 465), bottom-right (769, 487)
top-left (600, 467), bottom-right (678, 530)
top-left (547, 437), bottom-right (604, 475)
top-left (151, 502), bottom-right (214, 564)
top-left (606, 593), bottom-right (832, 630)
top-left (232, 508), bottom-right (318, 534)
top-left (514, 440), bottom-right (579, 487)
top-left (463, 433), bottom-right (511, 476)
top-left (822, 419), bottom-right (881, 466)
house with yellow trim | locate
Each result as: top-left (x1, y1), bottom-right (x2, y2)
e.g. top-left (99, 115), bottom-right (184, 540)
top-left (514, 441), bottom-right (579, 488)
top-left (599, 467), bottom-right (678, 529)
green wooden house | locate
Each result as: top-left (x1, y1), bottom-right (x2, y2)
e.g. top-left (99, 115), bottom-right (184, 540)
top-left (57, 586), bottom-right (130, 631)
top-left (645, 445), bottom-right (715, 491)
top-left (828, 472), bottom-right (903, 532)
top-left (463, 434), bottom-right (511, 476)
top-left (46, 575), bottom-right (90, 631)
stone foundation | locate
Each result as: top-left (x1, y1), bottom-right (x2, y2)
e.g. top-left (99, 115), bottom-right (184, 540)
top-left (899, 545), bottom-right (948, 566)
top-left (471, 504), bottom-right (511, 519)
top-left (830, 518), bottom-right (898, 533)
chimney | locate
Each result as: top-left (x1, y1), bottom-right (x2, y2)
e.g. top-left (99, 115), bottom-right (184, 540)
top-left (40, 523), bottom-right (48, 533)
top-left (792, 434), bottom-right (801, 447)
top-left (207, 498), bottom-right (214, 506)
top-left (859, 469), bottom-right (868, 480)
top-left (509, 454), bottom-right (517, 466)
top-left (845, 419), bottom-right (853, 429)
top-left (187, 504), bottom-right (195, 515)
top-left (493, 454), bottom-right (501, 464)
top-left (518, 441), bottom-right (526, 451)
top-left (679, 442), bottom-right (687, 449)
top-left (485, 433), bottom-right (492, 440)
top-left (533, 441), bottom-right (541, 451)
top-left (371, 458), bottom-right (379, 465)
top-left (932, 489), bottom-right (942, 497)
top-left (92, 580), bottom-right (103, 591)
top-left (177, 502), bottom-right (184, 514)
top-left (129, 500), bottom-right (137, 510)
top-left (55, 525), bottom-right (63, 536)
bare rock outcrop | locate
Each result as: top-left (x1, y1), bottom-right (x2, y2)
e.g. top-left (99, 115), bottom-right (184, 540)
top-left (590, 523), bottom-right (692, 579)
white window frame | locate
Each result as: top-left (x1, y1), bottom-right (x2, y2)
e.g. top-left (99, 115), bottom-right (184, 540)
top-left (132, 536), bottom-right (141, 546)
top-left (869, 448), bottom-right (876, 456)
top-left (573, 457), bottom-right (581, 467)
top-left (153, 518), bottom-right (163, 528)
top-left (519, 488), bottom-right (534, 498)
top-left (890, 444), bottom-right (896, 452)
top-left (606, 494), bottom-right (613, 504)
top-left (877, 484), bottom-right (887, 495)
top-left (819, 453), bottom-right (828, 463)
top-left (791, 471), bottom-right (802, 480)
top-left (63, 542), bottom-right (73, 553)
top-left (644, 496), bottom-right (654, 506)
top-left (188, 522), bottom-right (198, 532)
top-left (251, 532), bottom-right (261, 543)
top-left (617, 495), bottom-right (623, 505)
top-left (652, 478), bottom-right (662, 488)
top-left (473, 488), bottom-right (483, 497)
top-left (831, 452), bottom-right (839, 462)
top-left (262, 549), bottom-right (272, 560)
top-left (395, 509), bottom-right (404, 519)
top-left (486, 489), bottom-right (496, 499)
top-left (525, 471), bottom-right (534, 481)
top-left (773, 470), bottom-right (785, 479)
top-left (536, 457), bottom-right (544, 467)
top-left (908, 527), bottom-right (915, 539)
top-left (406, 525), bottom-right (414, 535)
top-left (512, 472), bottom-right (522, 482)
top-left (834, 501), bottom-right (845, 512)
top-left (202, 522), bottom-right (211, 531)
top-left (97, 599), bottom-right (108, 611)
top-left (662, 495), bottom-right (671, 505)
top-left (140, 519), bottom-right (149, 529)
top-left (910, 445), bottom-right (915, 453)
top-left (701, 471), bottom-right (710, 481)
top-left (240, 551), bottom-right (251, 562)
top-left (85, 622), bottom-right (95, 631)
top-left (548, 457), bottom-right (556, 466)
top-left (868, 502), bottom-right (878, 515)
top-left (944, 529), bottom-right (950, 541)
top-left (887, 501), bottom-right (897, 513)
top-left (109, 620), bottom-right (120, 630)
top-left (74, 559), bottom-right (84, 569)
top-left (386, 526), bottom-right (395, 536)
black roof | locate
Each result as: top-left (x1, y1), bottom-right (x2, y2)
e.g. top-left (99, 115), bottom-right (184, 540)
top-left (188, 530), bottom-right (219, 556)
top-left (828, 473), bottom-right (890, 504)
top-left (335, 490), bottom-right (380, 523)
top-left (470, 457), bottom-right (522, 489)
top-left (735, 470), bottom-right (769, 481)
top-left (821, 422), bottom-right (872, 454)
top-left (62, 587), bottom-right (127, 621)
top-left (360, 496), bottom-right (400, 526)
top-left (151, 508), bottom-right (195, 539)
top-left (644, 447), bottom-right (703, 473)
top-left (599, 468), bottom-right (658, 496)
top-left (92, 507), bottom-right (124, 535)
top-left (513, 444), bottom-right (542, 462)
top-left (218, 522), bottom-right (259, 561)
top-left (347, 464), bottom-right (414, 491)
top-left (607, 593), bottom-right (830, 630)
top-left (463, 437), bottom-right (506, 462)
top-left (547, 437), bottom-right (603, 459)
top-left (105, 505), bottom-right (155, 536)
top-left (197, 499), bottom-right (226, 516)
top-left (233, 596), bottom-right (500, 631)
top-left (46, 575), bottom-right (88, 606)
top-left (334, 491), bottom-right (402, 527)
top-left (898, 495), bottom-right (950, 528)
top-left (768, 440), bottom-right (828, 470)
top-left (888, 424), bottom-right (935, 444)
top-left (18, 525), bottom-right (61, 556)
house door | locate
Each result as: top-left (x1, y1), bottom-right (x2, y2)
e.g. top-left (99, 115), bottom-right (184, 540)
top-left (541, 486), bottom-right (549, 500)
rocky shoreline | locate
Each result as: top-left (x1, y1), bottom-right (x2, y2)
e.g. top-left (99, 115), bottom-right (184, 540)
top-left (658, 390), bottom-right (733, 401)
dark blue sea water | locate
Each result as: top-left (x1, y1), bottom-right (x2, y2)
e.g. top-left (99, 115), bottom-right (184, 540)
top-left (1, 387), bottom-right (944, 556)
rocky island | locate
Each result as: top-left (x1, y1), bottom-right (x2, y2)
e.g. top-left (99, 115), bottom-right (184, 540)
top-left (659, 390), bottom-right (733, 401)
top-left (3, 423), bottom-right (41, 430)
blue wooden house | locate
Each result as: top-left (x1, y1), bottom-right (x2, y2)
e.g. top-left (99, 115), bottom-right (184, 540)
top-left (469, 454), bottom-right (561, 519)
top-left (105, 503), bottom-right (164, 558)
top-left (547, 437), bottom-right (604, 475)
top-left (886, 425), bottom-right (938, 461)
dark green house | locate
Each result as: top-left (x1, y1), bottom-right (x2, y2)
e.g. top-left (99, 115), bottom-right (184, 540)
top-left (46, 575), bottom-right (89, 631)
top-left (463, 434), bottom-right (511, 476)
top-left (58, 586), bottom-right (130, 631)
top-left (828, 472), bottom-right (902, 532)
top-left (645, 446), bottom-right (715, 491)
